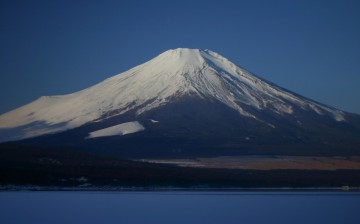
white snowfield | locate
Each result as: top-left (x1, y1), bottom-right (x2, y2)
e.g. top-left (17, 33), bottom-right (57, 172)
top-left (0, 48), bottom-right (346, 142)
top-left (86, 121), bottom-right (145, 139)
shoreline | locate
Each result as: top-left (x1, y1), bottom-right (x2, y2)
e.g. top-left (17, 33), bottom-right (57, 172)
top-left (1, 185), bottom-right (359, 192)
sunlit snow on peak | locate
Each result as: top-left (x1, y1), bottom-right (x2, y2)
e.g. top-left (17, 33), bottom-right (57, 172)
top-left (0, 48), bottom-right (347, 142)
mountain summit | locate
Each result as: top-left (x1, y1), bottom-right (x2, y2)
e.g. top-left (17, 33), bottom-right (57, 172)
top-left (0, 48), bottom-right (359, 155)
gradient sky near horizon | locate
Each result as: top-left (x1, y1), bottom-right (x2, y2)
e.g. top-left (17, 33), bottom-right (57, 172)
top-left (1, 0), bottom-right (359, 114)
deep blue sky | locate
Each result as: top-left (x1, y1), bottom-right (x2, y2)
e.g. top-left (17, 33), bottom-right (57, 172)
top-left (1, 0), bottom-right (359, 114)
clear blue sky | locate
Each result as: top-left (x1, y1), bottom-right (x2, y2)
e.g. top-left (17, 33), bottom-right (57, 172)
top-left (1, 0), bottom-right (359, 114)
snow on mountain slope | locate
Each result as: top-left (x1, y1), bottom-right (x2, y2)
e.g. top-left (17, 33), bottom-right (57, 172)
top-left (86, 121), bottom-right (145, 139)
top-left (0, 48), bottom-right (346, 142)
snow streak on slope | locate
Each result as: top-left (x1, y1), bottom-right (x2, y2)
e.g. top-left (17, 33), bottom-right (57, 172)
top-left (86, 121), bottom-right (145, 139)
top-left (0, 48), bottom-right (346, 142)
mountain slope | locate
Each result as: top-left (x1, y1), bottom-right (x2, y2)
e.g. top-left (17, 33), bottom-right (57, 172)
top-left (0, 48), bottom-right (359, 150)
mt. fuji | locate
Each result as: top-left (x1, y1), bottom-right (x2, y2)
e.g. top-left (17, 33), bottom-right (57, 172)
top-left (1, 48), bottom-right (359, 156)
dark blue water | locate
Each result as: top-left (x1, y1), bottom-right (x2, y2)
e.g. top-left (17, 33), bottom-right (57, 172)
top-left (0, 191), bottom-right (359, 224)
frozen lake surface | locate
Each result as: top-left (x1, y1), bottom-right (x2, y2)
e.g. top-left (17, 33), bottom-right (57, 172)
top-left (0, 191), bottom-right (359, 224)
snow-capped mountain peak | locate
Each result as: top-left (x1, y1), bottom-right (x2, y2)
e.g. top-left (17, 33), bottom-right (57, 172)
top-left (0, 48), bottom-right (348, 143)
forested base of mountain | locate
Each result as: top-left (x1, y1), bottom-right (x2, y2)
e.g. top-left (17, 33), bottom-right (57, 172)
top-left (1, 143), bottom-right (360, 189)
